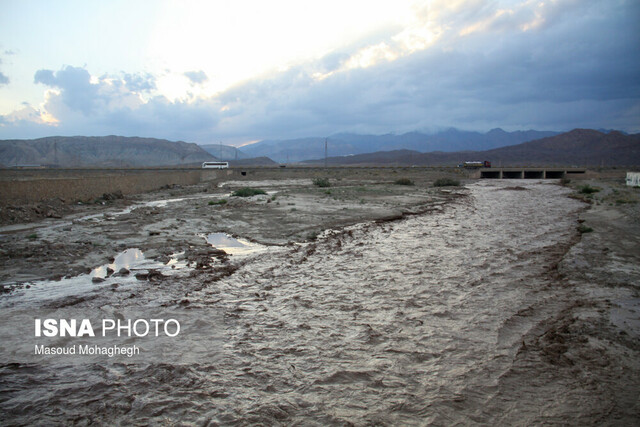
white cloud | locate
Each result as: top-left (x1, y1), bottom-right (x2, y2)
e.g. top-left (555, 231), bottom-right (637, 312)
top-left (184, 71), bottom-right (208, 85)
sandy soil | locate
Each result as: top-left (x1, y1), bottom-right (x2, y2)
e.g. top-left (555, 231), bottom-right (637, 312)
top-left (0, 171), bottom-right (638, 425)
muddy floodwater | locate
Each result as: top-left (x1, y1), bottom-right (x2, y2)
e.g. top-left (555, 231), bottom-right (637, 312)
top-left (1, 179), bottom-right (639, 425)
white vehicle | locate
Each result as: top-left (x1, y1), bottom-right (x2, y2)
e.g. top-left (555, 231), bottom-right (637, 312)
top-left (202, 161), bottom-right (229, 169)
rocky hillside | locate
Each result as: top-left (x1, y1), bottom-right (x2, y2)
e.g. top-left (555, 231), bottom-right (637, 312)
top-left (304, 129), bottom-right (640, 166)
top-left (0, 136), bottom-right (217, 167)
top-left (199, 144), bottom-right (249, 161)
top-left (242, 128), bottom-right (559, 163)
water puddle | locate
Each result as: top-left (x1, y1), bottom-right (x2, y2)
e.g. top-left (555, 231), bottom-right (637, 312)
top-left (1, 248), bottom-right (190, 307)
top-left (77, 193), bottom-right (232, 222)
top-left (0, 194), bottom-right (231, 234)
top-left (91, 248), bottom-right (145, 278)
top-left (205, 232), bottom-right (268, 256)
top-left (90, 248), bottom-right (189, 278)
top-left (218, 179), bottom-right (312, 188)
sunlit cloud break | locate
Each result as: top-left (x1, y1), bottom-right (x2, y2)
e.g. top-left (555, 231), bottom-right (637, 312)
top-left (0, 0), bottom-right (638, 144)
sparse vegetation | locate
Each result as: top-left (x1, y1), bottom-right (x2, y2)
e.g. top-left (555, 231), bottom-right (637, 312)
top-left (232, 187), bottom-right (267, 197)
top-left (433, 178), bottom-right (460, 187)
top-left (394, 178), bottom-right (415, 186)
top-left (209, 199), bottom-right (227, 205)
top-left (313, 177), bottom-right (331, 188)
top-left (616, 199), bottom-right (636, 205)
top-left (579, 185), bottom-right (600, 195)
top-left (27, 233), bottom-right (38, 240)
top-left (577, 224), bottom-right (594, 234)
top-left (560, 177), bottom-right (571, 185)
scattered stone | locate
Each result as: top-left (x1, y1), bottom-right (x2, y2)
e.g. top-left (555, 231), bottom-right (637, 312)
top-left (106, 267), bottom-right (115, 276)
top-left (92, 277), bottom-right (106, 283)
top-left (135, 269), bottom-right (166, 282)
top-left (102, 190), bottom-right (124, 201)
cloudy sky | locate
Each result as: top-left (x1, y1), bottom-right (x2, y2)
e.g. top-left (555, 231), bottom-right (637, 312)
top-left (0, 0), bottom-right (638, 145)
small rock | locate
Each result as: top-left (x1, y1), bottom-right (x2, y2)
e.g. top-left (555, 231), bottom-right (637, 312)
top-left (118, 267), bottom-right (130, 276)
top-left (106, 267), bottom-right (115, 276)
top-left (92, 277), bottom-right (106, 283)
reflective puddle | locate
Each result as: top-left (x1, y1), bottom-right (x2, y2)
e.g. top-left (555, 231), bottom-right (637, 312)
top-left (1, 248), bottom-right (190, 306)
top-left (91, 248), bottom-right (145, 278)
top-left (205, 232), bottom-right (267, 256)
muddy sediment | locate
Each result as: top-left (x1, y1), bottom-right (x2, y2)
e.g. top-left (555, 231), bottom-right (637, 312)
top-left (0, 173), bottom-right (638, 425)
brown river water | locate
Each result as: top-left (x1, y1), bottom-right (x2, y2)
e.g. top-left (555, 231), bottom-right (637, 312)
top-left (0, 180), bottom-right (587, 425)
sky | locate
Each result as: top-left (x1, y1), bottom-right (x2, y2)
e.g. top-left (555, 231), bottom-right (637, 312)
top-left (0, 0), bottom-right (638, 146)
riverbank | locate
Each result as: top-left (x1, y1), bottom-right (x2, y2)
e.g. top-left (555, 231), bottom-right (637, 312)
top-left (0, 175), bottom-right (638, 425)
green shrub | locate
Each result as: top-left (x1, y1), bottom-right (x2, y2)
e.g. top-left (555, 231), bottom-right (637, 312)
top-left (232, 187), bottom-right (267, 197)
top-left (577, 224), bottom-right (593, 234)
top-left (394, 178), bottom-right (415, 186)
top-left (209, 199), bottom-right (227, 205)
top-left (433, 178), bottom-right (460, 187)
top-left (579, 185), bottom-right (600, 194)
top-left (27, 233), bottom-right (38, 240)
top-left (313, 178), bottom-right (331, 188)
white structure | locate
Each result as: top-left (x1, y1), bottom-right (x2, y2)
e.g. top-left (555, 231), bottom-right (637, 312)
top-left (626, 172), bottom-right (640, 187)
top-left (202, 161), bottom-right (229, 169)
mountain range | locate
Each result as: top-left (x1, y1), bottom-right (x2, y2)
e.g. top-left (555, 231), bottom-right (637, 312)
top-left (1, 128), bottom-right (638, 168)
top-left (302, 129), bottom-right (640, 167)
top-left (0, 135), bottom-right (216, 167)
top-left (241, 128), bottom-right (560, 163)
top-left (199, 144), bottom-right (249, 161)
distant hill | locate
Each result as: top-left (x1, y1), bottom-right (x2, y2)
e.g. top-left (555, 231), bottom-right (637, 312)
top-left (303, 129), bottom-right (640, 167)
top-left (241, 128), bottom-right (560, 162)
top-left (228, 156), bottom-right (278, 167)
top-left (0, 136), bottom-right (217, 167)
top-left (199, 144), bottom-right (249, 161)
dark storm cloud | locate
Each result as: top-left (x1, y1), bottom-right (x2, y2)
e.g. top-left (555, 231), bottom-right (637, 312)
top-left (184, 70), bottom-right (208, 84)
top-left (209, 0), bottom-right (640, 138)
top-left (2, 0), bottom-right (638, 141)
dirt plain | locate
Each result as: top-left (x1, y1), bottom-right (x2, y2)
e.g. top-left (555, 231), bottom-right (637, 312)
top-left (0, 168), bottom-right (464, 284)
top-left (0, 168), bottom-right (638, 425)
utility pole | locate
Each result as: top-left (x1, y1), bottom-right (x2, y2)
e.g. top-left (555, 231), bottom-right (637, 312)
top-left (219, 141), bottom-right (222, 160)
top-left (324, 138), bottom-right (328, 168)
